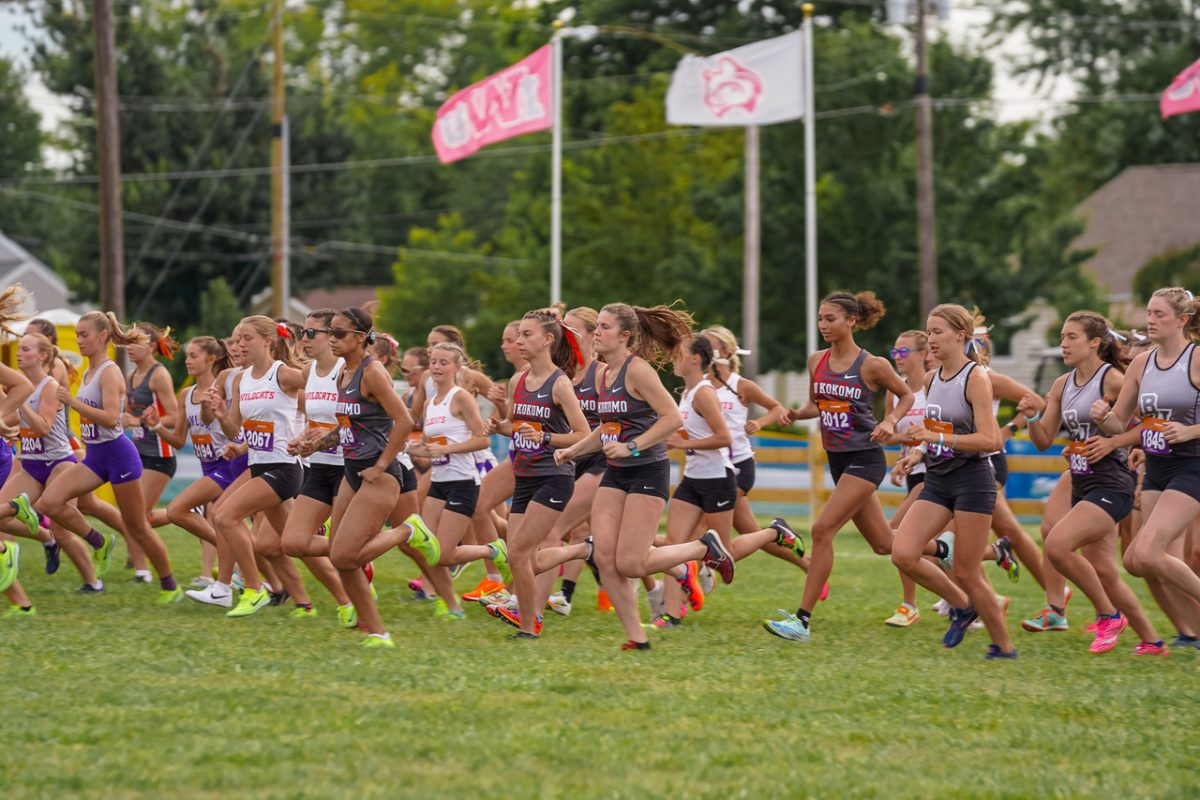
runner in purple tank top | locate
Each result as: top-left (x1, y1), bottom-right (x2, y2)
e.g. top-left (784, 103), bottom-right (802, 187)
top-left (763, 291), bottom-right (914, 644)
top-left (35, 311), bottom-right (181, 603)
top-left (0, 287), bottom-right (37, 609)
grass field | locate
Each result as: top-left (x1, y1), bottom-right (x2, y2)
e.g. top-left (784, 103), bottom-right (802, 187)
top-left (1, 522), bottom-right (1197, 799)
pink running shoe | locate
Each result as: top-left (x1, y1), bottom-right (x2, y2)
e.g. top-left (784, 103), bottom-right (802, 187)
top-left (819, 582), bottom-right (830, 602)
top-left (1085, 619), bottom-right (1100, 634)
top-left (1089, 614), bottom-right (1128, 654)
top-left (1133, 641), bottom-right (1169, 657)
top-left (363, 562), bottom-right (375, 583)
top-left (407, 577), bottom-right (423, 592)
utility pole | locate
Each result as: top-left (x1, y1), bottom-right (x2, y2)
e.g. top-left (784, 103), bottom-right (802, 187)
top-left (742, 125), bottom-right (760, 380)
top-left (270, 0), bottom-right (290, 319)
top-left (915, 0), bottom-right (938, 317)
top-left (93, 0), bottom-right (124, 319)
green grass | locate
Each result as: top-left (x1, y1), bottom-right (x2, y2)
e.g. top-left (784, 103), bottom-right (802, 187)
top-left (2, 524), bottom-right (1197, 799)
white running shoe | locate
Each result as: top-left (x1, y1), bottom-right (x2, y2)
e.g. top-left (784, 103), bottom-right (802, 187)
top-left (186, 582), bottom-right (233, 608)
top-left (647, 580), bottom-right (665, 619)
top-left (478, 587), bottom-right (512, 607)
top-left (932, 598), bottom-right (950, 617)
top-left (698, 565), bottom-right (715, 595)
top-left (547, 591), bottom-right (572, 617)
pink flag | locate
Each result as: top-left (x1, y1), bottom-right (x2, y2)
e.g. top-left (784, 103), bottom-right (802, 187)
top-left (1161, 56), bottom-right (1200, 120)
top-left (432, 45), bottom-right (554, 164)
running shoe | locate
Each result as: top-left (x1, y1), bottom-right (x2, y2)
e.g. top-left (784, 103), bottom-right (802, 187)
top-left (597, 589), bottom-right (613, 612)
top-left (642, 614), bottom-right (682, 631)
top-left (362, 562), bottom-right (374, 584)
top-left (0, 542), bottom-right (19, 593)
top-left (698, 564), bottom-right (715, 594)
top-left (42, 540), bottom-right (61, 575)
top-left (404, 514), bottom-right (442, 567)
top-left (699, 530), bottom-right (734, 584)
top-left (933, 597), bottom-right (950, 617)
top-left (186, 582), bottom-right (233, 608)
top-left (993, 536), bottom-right (1020, 582)
top-left (478, 587), bottom-right (513, 607)
top-left (231, 569), bottom-right (245, 590)
top-left (226, 587), bottom-right (271, 618)
top-left (93, 532), bottom-right (117, 581)
top-left (819, 582), bottom-right (830, 602)
top-left (1168, 633), bottom-right (1200, 650)
top-left (984, 644), bottom-right (1018, 660)
top-left (1089, 613), bottom-right (1128, 654)
top-left (337, 603), bottom-right (358, 629)
top-left (9, 493), bottom-right (39, 537)
top-left (584, 536), bottom-right (601, 584)
top-left (494, 606), bottom-right (542, 635)
top-left (77, 582), bottom-right (104, 594)
top-left (620, 640), bottom-right (651, 652)
top-left (647, 581), bottom-right (665, 618)
top-left (269, 588), bottom-right (290, 607)
top-left (463, 579), bottom-right (504, 603)
top-left (407, 577), bottom-right (424, 593)
top-left (189, 576), bottom-right (215, 590)
top-left (361, 633), bottom-right (395, 649)
top-left (433, 598), bottom-right (466, 620)
top-left (289, 605), bottom-right (318, 619)
top-left (509, 631), bottom-right (539, 641)
top-left (157, 587), bottom-right (184, 605)
top-left (884, 604), bottom-right (920, 627)
top-left (547, 592), bottom-right (572, 617)
top-left (770, 517), bottom-right (805, 559)
top-left (1133, 641), bottom-right (1169, 657)
top-left (449, 562), bottom-right (468, 580)
top-left (935, 531), bottom-right (954, 570)
top-left (131, 570), bottom-right (153, 584)
top-left (3, 605), bottom-right (35, 619)
top-left (677, 561), bottom-right (705, 612)
top-left (942, 606), bottom-right (978, 648)
top-left (488, 539), bottom-right (513, 584)
top-left (1021, 607), bottom-right (1068, 632)
top-left (761, 610), bottom-right (810, 642)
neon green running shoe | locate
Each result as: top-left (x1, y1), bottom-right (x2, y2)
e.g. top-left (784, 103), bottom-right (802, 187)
top-left (9, 493), bottom-right (39, 537)
top-left (361, 633), bottom-right (395, 649)
top-left (93, 532), bottom-right (117, 581)
top-left (226, 587), bottom-right (271, 618)
top-left (488, 539), bottom-right (513, 585)
top-left (433, 598), bottom-right (466, 620)
top-left (289, 605), bottom-right (318, 619)
top-left (3, 605), bottom-right (35, 619)
top-left (0, 542), bottom-right (20, 593)
top-left (157, 587), bottom-right (184, 605)
top-left (404, 514), bottom-right (441, 566)
top-left (337, 603), bottom-right (358, 629)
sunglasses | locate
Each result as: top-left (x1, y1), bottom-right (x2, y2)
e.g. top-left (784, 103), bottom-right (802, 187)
top-left (329, 328), bottom-right (366, 340)
top-left (890, 347), bottom-right (911, 359)
top-left (300, 328), bottom-right (330, 340)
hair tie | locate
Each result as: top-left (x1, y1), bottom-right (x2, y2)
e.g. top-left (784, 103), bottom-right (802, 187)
top-left (713, 356), bottom-right (730, 366)
top-left (558, 320), bottom-right (584, 368)
top-left (735, 348), bottom-right (752, 356)
top-left (966, 338), bottom-right (982, 355)
top-left (1132, 330), bottom-right (1147, 342)
top-left (1106, 327), bottom-right (1127, 342)
top-left (972, 325), bottom-right (992, 337)
top-left (276, 322), bottom-right (292, 339)
top-left (381, 333), bottom-right (398, 349)
top-left (1187, 290), bottom-right (1196, 302)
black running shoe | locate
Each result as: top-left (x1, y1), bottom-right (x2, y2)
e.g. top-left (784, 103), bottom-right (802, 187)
top-left (77, 583), bottom-right (105, 594)
top-left (508, 631), bottom-right (539, 641)
top-left (584, 535), bottom-right (601, 584)
top-left (770, 517), bottom-right (805, 559)
top-left (270, 588), bottom-right (290, 606)
top-left (942, 605), bottom-right (978, 648)
top-left (699, 530), bottom-right (735, 584)
top-left (994, 536), bottom-right (1020, 583)
top-left (984, 644), bottom-right (1018, 660)
top-left (43, 541), bottom-right (61, 575)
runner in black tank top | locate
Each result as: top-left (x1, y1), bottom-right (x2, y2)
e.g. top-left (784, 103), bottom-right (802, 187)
top-left (1024, 312), bottom-right (1165, 655)
top-left (553, 302), bottom-right (736, 650)
top-left (763, 291), bottom-right (914, 645)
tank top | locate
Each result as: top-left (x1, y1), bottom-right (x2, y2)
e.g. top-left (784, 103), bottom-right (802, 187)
top-left (923, 361), bottom-right (986, 475)
top-left (1137, 344), bottom-right (1200, 458)
top-left (18, 375), bottom-right (73, 462)
top-left (127, 363), bottom-right (173, 458)
top-left (598, 356), bottom-right (667, 468)
top-left (424, 385), bottom-right (479, 483)
top-left (185, 385), bottom-right (231, 464)
top-left (77, 360), bottom-right (123, 445)
top-left (1061, 364), bottom-right (1133, 494)
top-left (337, 356), bottom-right (392, 462)
top-left (680, 380), bottom-right (734, 480)
top-left (574, 360), bottom-right (602, 428)
top-left (715, 372), bottom-right (753, 464)
top-left (239, 361), bottom-right (298, 465)
top-left (896, 384), bottom-right (928, 477)
top-left (222, 369), bottom-right (244, 444)
top-left (305, 358), bottom-right (344, 466)
top-left (812, 349), bottom-right (878, 452)
top-left (511, 369), bottom-right (573, 478)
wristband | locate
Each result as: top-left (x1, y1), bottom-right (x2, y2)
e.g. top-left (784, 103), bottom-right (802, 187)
top-left (938, 432), bottom-right (945, 449)
top-left (629, 440), bottom-right (641, 458)
top-left (915, 442), bottom-right (929, 455)
top-left (1006, 421), bottom-right (1018, 433)
top-left (1025, 411), bottom-right (1042, 424)
top-left (542, 430), bottom-right (552, 447)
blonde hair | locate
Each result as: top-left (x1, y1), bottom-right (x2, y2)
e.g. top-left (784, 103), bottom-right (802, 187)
top-left (929, 304), bottom-right (984, 365)
top-left (22, 332), bottom-right (62, 377)
top-left (0, 284), bottom-right (30, 337)
top-left (238, 315), bottom-right (304, 369)
top-left (79, 311), bottom-right (149, 347)
top-left (565, 306), bottom-right (599, 334)
top-left (430, 341), bottom-right (466, 366)
top-left (1151, 287), bottom-right (1200, 340)
top-left (702, 325), bottom-right (742, 373)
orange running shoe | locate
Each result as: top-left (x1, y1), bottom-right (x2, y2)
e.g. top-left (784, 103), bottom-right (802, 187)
top-left (596, 588), bottom-right (614, 612)
top-left (495, 605), bottom-right (543, 635)
top-left (463, 578), bottom-right (505, 602)
top-left (677, 561), bottom-right (705, 612)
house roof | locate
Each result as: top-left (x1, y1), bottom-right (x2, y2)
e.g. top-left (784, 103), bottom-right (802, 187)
top-left (0, 231), bottom-right (69, 296)
top-left (299, 285), bottom-right (380, 312)
top-left (1072, 164), bottom-right (1200, 302)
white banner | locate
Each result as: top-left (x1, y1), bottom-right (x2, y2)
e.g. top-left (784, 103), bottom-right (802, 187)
top-left (666, 31), bottom-right (805, 127)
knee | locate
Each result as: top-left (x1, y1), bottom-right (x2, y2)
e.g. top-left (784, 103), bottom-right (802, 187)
top-left (810, 521), bottom-right (836, 545)
top-left (280, 536), bottom-right (306, 559)
top-left (328, 541), bottom-right (357, 572)
top-left (165, 500), bottom-right (189, 527)
top-left (952, 563), bottom-right (981, 588)
top-left (1122, 548), bottom-right (1146, 578)
top-left (870, 538), bottom-right (892, 556)
top-left (256, 537), bottom-right (283, 559)
top-left (614, 553), bottom-right (643, 579)
top-left (34, 495), bottom-right (62, 518)
top-left (891, 549), bottom-right (919, 573)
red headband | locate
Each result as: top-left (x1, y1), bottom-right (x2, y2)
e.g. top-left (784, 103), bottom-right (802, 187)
top-left (559, 319), bottom-right (584, 368)
top-left (277, 322), bottom-right (292, 340)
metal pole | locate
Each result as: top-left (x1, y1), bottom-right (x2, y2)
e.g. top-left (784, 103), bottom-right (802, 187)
top-left (915, 0), bottom-right (938, 317)
top-left (550, 21), bottom-right (564, 306)
top-left (270, 0), bottom-right (289, 319)
top-left (93, 0), bottom-right (124, 319)
top-left (742, 125), bottom-right (761, 381)
top-left (802, 4), bottom-right (821, 524)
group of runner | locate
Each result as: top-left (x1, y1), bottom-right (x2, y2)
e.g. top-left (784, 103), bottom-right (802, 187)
top-left (1, 282), bottom-right (1197, 658)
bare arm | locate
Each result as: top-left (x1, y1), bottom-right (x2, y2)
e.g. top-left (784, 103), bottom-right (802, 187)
top-left (1096, 351), bottom-right (1146, 434)
top-left (1024, 376), bottom-right (1065, 452)
top-left (21, 379), bottom-right (59, 436)
top-left (0, 365), bottom-right (34, 418)
top-left (363, 360), bottom-right (413, 467)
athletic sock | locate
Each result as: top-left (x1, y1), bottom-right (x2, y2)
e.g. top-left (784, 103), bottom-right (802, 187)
top-left (796, 608), bottom-right (811, 625)
top-left (84, 528), bottom-right (105, 550)
top-left (20, 605), bottom-right (31, 611)
top-left (934, 539), bottom-right (949, 560)
top-left (561, 579), bottom-right (576, 603)
top-left (296, 602), bottom-right (312, 610)
top-left (1050, 605), bottom-right (1065, 615)
top-left (160, 574), bottom-right (177, 591)
top-left (486, 572), bottom-right (503, 583)
top-left (487, 543), bottom-right (500, 560)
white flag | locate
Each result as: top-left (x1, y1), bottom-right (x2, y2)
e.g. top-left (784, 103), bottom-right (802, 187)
top-left (666, 31), bottom-right (805, 127)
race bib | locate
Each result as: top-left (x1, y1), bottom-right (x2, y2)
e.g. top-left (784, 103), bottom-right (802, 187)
top-left (131, 425), bottom-right (146, 441)
top-left (1141, 417), bottom-right (1170, 456)
top-left (818, 399), bottom-right (851, 433)
top-left (337, 414), bottom-right (357, 449)
top-left (1065, 440), bottom-right (1092, 476)
top-left (600, 421), bottom-right (622, 447)
top-left (513, 420), bottom-right (544, 454)
top-left (242, 420), bottom-right (276, 453)
top-left (18, 428), bottom-right (44, 455)
top-left (308, 421), bottom-right (339, 455)
top-left (191, 432), bottom-right (217, 463)
top-left (679, 428), bottom-right (695, 456)
top-left (80, 418), bottom-right (98, 442)
top-left (428, 435), bottom-right (450, 466)
top-left (924, 418), bottom-right (955, 459)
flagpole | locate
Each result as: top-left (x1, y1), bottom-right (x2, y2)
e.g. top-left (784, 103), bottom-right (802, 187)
top-left (550, 21), bottom-right (564, 306)
top-left (802, 4), bottom-right (821, 524)
top-left (742, 125), bottom-right (760, 380)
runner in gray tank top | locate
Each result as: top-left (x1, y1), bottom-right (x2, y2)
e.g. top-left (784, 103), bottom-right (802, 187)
top-left (891, 302), bottom-right (1016, 659)
top-left (1024, 311), bottom-right (1166, 655)
top-left (1096, 287), bottom-right (1200, 634)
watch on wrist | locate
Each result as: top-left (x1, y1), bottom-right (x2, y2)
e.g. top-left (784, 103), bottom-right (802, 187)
top-left (629, 440), bottom-right (641, 458)
top-left (542, 430), bottom-right (552, 447)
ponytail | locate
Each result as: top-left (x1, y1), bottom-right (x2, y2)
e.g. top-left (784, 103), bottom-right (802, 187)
top-left (135, 322), bottom-right (179, 360)
top-left (189, 336), bottom-right (234, 376)
top-left (1151, 287), bottom-right (1200, 341)
top-left (821, 291), bottom-right (886, 331)
top-left (1065, 310), bottom-right (1130, 371)
top-left (523, 308), bottom-right (584, 378)
top-left (79, 310), bottom-right (149, 347)
top-left (238, 315), bottom-right (305, 370)
top-left (0, 284), bottom-right (30, 337)
top-left (602, 302), bottom-right (695, 366)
